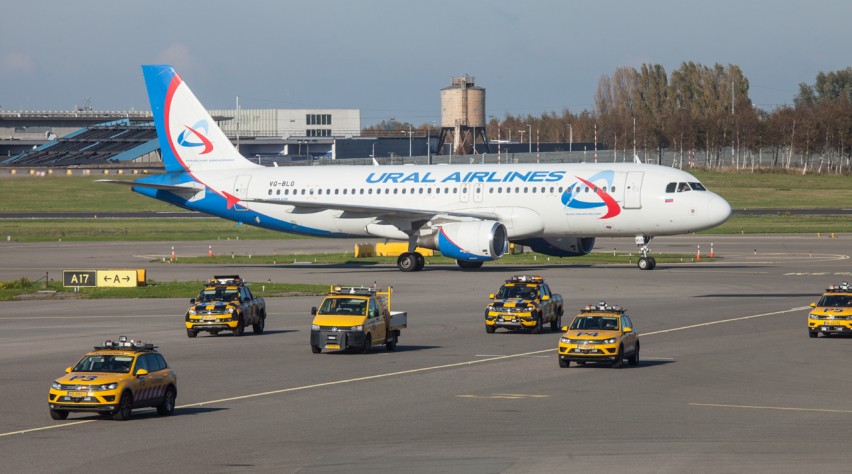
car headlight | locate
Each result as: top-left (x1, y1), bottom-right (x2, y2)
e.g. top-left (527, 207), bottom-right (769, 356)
top-left (311, 324), bottom-right (320, 330)
top-left (351, 325), bottom-right (363, 331)
top-left (188, 309), bottom-right (196, 315)
top-left (51, 381), bottom-right (61, 390)
top-left (809, 313), bottom-right (818, 320)
top-left (559, 337), bottom-right (571, 344)
top-left (96, 383), bottom-right (118, 391)
top-left (486, 305), bottom-right (495, 311)
top-left (228, 307), bottom-right (235, 313)
top-left (603, 338), bottom-right (617, 344)
top-left (526, 304), bottom-right (536, 310)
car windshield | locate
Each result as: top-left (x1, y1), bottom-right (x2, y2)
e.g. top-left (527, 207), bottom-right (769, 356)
top-left (570, 316), bottom-right (619, 330)
top-left (817, 295), bottom-right (852, 307)
top-left (198, 288), bottom-right (239, 302)
top-left (319, 297), bottom-right (367, 315)
top-left (72, 355), bottom-right (134, 373)
top-left (496, 286), bottom-right (537, 299)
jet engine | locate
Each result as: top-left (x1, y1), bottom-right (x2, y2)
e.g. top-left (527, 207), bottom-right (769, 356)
top-left (420, 221), bottom-right (508, 261)
top-left (515, 237), bottom-right (595, 257)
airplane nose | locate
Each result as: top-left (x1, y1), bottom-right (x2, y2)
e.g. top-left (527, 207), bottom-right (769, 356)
top-left (706, 193), bottom-right (732, 227)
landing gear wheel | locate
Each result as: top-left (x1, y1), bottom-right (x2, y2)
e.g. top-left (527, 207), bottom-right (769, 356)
top-left (485, 324), bottom-right (496, 334)
top-left (456, 259), bottom-right (484, 270)
top-left (611, 347), bottom-right (624, 368)
top-left (808, 330), bottom-right (818, 338)
top-left (559, 358), bottom-right (570, 368)
top-left (385, 333), bottom-right (398, 351)
top-left (112, 392), bottom-right (133, 421)
top-left (415, 253), bottom-right (425, 270)
top-left (186, 329), bottom-right (197, 338)
top-left (233, 317), bottom-right (245, 337)
top-left (531, 314), bottom-right (543, 334)
top-left (648, 257), bottom-right (657, 269)
top-left (252, 315), bottom-right (265, 334)
top-left (628, 343), bottom-right (640, 367)
top-left (397, 252), bottom-right (421, 272)
top-left (49, 408), bottom-right (69, 420)
top-left (156, 387), bottom-right (176, 416)
top-left (638, 257), bottom-right (652, 270)
top-left (361, 334), bottom-right (372, 353)
top-left (311, 345), bottom-right (322, 353)
top-left (635, 235), bottom-right (656, 271)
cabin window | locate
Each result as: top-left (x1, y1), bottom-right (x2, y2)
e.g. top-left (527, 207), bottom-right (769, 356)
top-left (418, 188), bottom-right (424, 194)
top-left (317, 189), bottom-right (322, 195)
top-left (506, 187), bottom-right (511, 194)
top-left (359, 189), bottom-right (364, 195)
top-left (523, 187), bottom-right (528, 193)
top-left (515, 187), bottom-right (520, 193)
top-left (309, 190), bottom-right (314, 195)
top-left (427, 188), bottom-right (432, 194)
top-left (368, 189), bottom-right (373, 195)
top-left (453, 188), bottom-right (458, 194)
top-left (268, 189), bottom-right (273, 195)
top-left (610, 186), bottom-right (616, 193)
top-left (301, 189), bottom-right (306, 195)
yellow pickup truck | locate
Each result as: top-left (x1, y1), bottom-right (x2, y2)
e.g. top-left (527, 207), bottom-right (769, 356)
top-left (310, 285), bottom-right (407, 353)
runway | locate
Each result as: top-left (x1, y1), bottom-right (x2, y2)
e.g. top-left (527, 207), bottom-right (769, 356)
top-left (1, 233), bottom-right (851, 473)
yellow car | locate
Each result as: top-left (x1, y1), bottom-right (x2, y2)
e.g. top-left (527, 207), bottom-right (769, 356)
top-left (808, 281), bottom-right (852, 338)
top-left (557, 302), bottom-right (639, 368)
top-left (48, 336), bottom-right (177, 421)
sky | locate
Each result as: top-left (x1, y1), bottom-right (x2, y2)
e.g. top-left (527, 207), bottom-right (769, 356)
top-left (1, 0), bottom-right (850, 126)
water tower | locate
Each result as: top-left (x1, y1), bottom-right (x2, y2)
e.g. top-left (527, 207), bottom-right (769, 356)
top-left (436, 75), bottom-right (490, 155)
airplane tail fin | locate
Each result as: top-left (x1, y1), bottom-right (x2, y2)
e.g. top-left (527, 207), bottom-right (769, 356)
top-left (142, 65), bottom-right (260, 173)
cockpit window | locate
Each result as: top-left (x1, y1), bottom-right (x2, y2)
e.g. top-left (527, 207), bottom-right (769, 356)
top-left (665, 183), bottom-right (676, 193)
top-left (677, 182), bottom-right (691, 192)
top-left (689, 182), bottom-right (707, 191)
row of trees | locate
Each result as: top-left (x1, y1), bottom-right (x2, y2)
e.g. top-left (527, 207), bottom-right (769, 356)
top-left (365, 64), bottom-right (852, 173)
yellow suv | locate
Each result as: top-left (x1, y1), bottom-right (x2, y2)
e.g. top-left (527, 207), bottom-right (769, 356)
top-left (48, 336), bottom-right (177, 421)
top-left (808, 281), bottom-right (852, 338)
top-left (557, 302), bottom-right (639, 368)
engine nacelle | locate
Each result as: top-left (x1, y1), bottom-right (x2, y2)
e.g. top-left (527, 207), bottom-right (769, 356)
top-left (421, 221), bottom-right (508, 261)
top-left (515, 237), bottom-right (595, 257)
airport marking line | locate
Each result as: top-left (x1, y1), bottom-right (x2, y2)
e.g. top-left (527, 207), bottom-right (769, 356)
top-left (690, 403), bottom-right (852, 414)
top-left (0, 305), bottom-right (808, 438)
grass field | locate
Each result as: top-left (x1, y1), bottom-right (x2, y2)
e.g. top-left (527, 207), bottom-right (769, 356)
top-left (1, 171), bottom-right (849, 241)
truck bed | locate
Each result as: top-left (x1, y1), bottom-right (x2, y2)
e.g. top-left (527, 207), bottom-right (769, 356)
top-left (389, 311), bottom-right (407, 330)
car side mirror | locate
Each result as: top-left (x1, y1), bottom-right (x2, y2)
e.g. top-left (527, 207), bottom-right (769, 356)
top-left (65, 367), bottom-right (72, 373)
top-left (190, 298), bottom-right (196, 304)
top-left (810, 302), bottom-right (816, 308)
top-left (623, 327), bottom-right (633, 334)
top-left (135, 368), bottom-right (148, 377)
top-left (489, 293), bottom-right (495, 299)
top-left (561, 326), bottom-right (569, 332)
top-left (541, 295), bottom-right (550, 301)
top-left (311, 307), bottom-right (317, 315)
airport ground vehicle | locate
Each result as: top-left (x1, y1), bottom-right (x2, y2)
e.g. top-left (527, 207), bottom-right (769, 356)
top-left (485, 275), bottom-right (563, 333)
top-left (47, 336), bottom-right (177, 421)
top-left (557, 302), bottom-right (639, 368)
top-left (310, 285), bottom-right (407, 353)
top-left (185, 275), bottom-right (266, 337)
top-left (807, 281), bottom-right (852, 337)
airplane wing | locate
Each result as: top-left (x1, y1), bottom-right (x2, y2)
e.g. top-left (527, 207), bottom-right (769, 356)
top-left (244, 197), bottom-right (500, 221)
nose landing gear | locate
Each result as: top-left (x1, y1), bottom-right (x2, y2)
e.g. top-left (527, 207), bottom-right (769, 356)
top-left (635, 235), bottom-right (656, 270)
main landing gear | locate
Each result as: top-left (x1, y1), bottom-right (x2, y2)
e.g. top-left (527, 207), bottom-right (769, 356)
top-left (397, 252), bottom-right (425, 272)
top-left (635, 234), bottom-right (656, 270)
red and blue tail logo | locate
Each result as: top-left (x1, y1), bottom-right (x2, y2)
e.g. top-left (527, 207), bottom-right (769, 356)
top-left (176, 120), bottom-right (214, 154)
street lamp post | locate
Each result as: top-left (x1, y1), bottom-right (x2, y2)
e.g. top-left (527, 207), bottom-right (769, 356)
top-left (401, 125), bottom-right (412, 158)
top-left (527, 124), bottom-right (532, 153)
top-left (567, 124), bottom-right (573, 153)
top-left (518, 129), bottom-right (526, 146)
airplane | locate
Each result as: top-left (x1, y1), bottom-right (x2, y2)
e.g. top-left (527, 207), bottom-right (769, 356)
top-left (105, 65), bottom-right (732, 272)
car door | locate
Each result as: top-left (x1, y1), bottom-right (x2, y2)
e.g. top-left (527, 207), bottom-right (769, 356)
top-left (135, 354), bottom-right (166, 407)
top-left (240, 287), bottom-right (255, 323)
top-left (621, 315), bottom-right (637, 354)
top-left (369, 298), bottom-right (386, 343)
top-left (539, 284), bottom-right (553, 320)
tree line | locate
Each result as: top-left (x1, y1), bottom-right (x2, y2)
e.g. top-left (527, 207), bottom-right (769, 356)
top-left (364, 64), bottom-right (852, 173)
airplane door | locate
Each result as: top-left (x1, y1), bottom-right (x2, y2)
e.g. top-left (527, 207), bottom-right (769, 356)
top-left (233, 175), bottom-right (252, 212)
top-left (623, 171), bottom-right (643, 209)
top-left (459, 184), bottom-right (470, 203)
top-left (472, 183), bottom-right (484, 203)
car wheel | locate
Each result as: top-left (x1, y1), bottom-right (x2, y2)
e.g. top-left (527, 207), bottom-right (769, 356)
top-left (628, 342), bottom-right (640, 367)
top-left (485, 324), bottom-right (495, 334)
top-left (385, 333), bottom-right (398, 351)
top-left (808, 330), bottom-right (818, 338)
top-left (362, 334), bottom-right (372, 354)
top-left (550, 313), bottom-right (561, 331)
top-left (311, 345), bottom-right (322, 354)
top-left (233, 317), bottom-right (245, 337)
top-left (252, 315), bottom-right (265, 334)
top-left (611, 346), bottom-right (623, 368)
top-left (186, 329), bottom-right (197, 338)
top-left (49, 408), bottom-right (69, 420)
top-left (112, 392), bottom-right (133, 421)
top-left (156, 386), bottom-right (176, 416)
top-left (559, 358), bottom-right (570, 368)
top-left (531, 314), bottom-right (542, 334)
